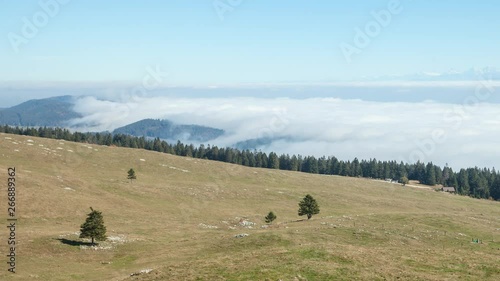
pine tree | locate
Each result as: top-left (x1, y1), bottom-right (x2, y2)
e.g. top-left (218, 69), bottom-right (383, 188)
top-left (424, 163), bottom-right (436, 186)
top-left (265, 211), bottom-right (277, 224)
top-left (79, 207), bottom-right (107, 245)
top-left (434, 165), bottom-right (443, 185)
top-left (400, 176), bottom-right (409, 186)
top-left (468, 169), bottom-right (481, 197)
top-left (290, 155), bottom-right (299, 171)
top-left (268, 152), bottom-right (280, 169)
top-left (298, 194), bottom-right (320, 220)
top-left (343, 161), bottom-right (352, 176)
top-left (279, 154), bottom-right (290, 170)
top-left (127, 168), bottom-right (137, 182)
top-left (318, 156), bottom-right (328, 174)
top-left (457, 169), bottom-right (470, 194)
top-left (396, 162), bottom-right (407, 179)
top-left (415, 161), bottom-right (426, 183)
top-left (352, 158), bottom-right (362, 177)
top-left (302, 157), bottom-right (318, 173)
top-left (490, 177), bottom-right (500, 201)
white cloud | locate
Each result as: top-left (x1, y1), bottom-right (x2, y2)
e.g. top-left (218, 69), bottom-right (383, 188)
top-left (68, 95), bottom-right (500, 170)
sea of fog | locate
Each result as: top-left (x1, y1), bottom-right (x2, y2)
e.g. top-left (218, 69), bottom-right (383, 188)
top-left (1, 84), bottom-right (499, 170)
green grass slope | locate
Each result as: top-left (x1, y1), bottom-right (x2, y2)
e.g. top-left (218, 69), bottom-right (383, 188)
top-left (0, 133), bottom-right (499, 281)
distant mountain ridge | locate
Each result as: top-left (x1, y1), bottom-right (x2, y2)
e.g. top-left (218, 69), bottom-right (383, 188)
top-left (364, 67), bottom-right (500, 81)
top-left (0, 96), bottom-right (225, 143)
top-left (0, 95), bottom-right (80, 127)
top-left (113, 119), bottom-right (224, 142)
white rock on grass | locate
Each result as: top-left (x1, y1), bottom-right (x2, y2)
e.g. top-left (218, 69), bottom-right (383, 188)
top-left (130, 269), bottom-right (153, 276)
top-left (58, 232), bottom-right (80, 238)
top-left (234, 233), bottom-right (249, 238)
top-left (107, 235), bottom-right (127, 243)
top-left (198, 223), bottom-right (218, 229)
top-left (169, 166), bottom-right (189, 173)
top-left (80, 245), bottom-right (112, 250)
top-left (239, 219), bottom-right (256, 228)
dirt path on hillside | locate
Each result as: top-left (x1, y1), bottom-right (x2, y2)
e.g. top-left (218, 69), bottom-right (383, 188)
top-left (372, 179), bottom-right (432, 190)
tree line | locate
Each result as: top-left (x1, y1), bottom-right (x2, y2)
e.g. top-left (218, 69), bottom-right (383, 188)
top-left (2, 125), bottom-right (499, 201)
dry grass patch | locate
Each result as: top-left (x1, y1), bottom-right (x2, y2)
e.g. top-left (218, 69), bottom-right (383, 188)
top-left (0, 133), bottom-right (499, 280)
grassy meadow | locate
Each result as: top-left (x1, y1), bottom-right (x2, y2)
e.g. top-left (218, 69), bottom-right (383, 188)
top-left (0, 133), bottom-right (499, 280)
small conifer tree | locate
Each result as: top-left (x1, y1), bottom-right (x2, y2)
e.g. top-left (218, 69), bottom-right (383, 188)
top-left (265, 211), bottom-right (277, 224)
top-left (80, 207), bottom-right (107, 245)
top-left (298, 194), bottom-right (320, 220)
top-left (127, 168), bottom-right (137, 182)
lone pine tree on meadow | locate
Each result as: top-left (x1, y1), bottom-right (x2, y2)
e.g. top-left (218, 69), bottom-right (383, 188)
top-left (265, 211), bottom-right (277, 224)
top-left (80, 207), bottom-right (107, 245)
top-left (298, 194), bottom-right (320, 220)
top-left (127, 168), bottom-right (137, 182)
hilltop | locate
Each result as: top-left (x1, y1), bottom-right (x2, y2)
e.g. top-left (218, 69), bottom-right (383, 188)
top-left (0, 96), bottom-right (224, 144)
top-left (0, 133), bottom-right (499, 281)
top-left (0, 96), bottom-right (80, 127)
top-left (113, 118), bottom-right (224, 143)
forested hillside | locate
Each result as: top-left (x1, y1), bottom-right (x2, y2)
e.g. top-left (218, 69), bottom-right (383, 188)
top-left (2, 125), bottom-right (499, 201)
top-left (0, 95), bottom-right (80, 127)
top-left (113, 118), bottom-right (224, 142)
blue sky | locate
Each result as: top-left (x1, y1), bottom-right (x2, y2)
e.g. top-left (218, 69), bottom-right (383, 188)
top-left (1, 1), bottom-right (500, 169)
top-left (1, 0), bottom-right (500, 85)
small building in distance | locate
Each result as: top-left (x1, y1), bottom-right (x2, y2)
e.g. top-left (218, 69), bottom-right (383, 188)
top-left (442, 187), bottom-right (456, 193)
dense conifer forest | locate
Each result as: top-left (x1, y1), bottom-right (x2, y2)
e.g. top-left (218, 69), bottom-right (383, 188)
top-left (2, 125), bottom-right (499, 201)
